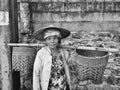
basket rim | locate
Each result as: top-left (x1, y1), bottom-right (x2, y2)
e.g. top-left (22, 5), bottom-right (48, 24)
top-left (76, 51), bottom-right (109, 59)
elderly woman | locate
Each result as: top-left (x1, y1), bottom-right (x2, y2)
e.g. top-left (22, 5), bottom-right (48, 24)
top-left (32, 26), bottom-right (71, 90)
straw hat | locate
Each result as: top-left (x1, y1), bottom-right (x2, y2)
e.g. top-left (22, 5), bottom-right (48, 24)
top-left (32, 25), bottom-right (70, 41)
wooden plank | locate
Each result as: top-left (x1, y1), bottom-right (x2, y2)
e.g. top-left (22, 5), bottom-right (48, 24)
top-left (33, 12), bottom-right (120, 22)
top-left (30, 0), bottom-right (120, 22)
top-left (0, 0), bottom-right (12, 90)
top-left (17, 0), bottom-right (120, 2)
top-left (30, 1), bottom-right (120, 12)
top-left (33, 21), bottom-right (120, 34)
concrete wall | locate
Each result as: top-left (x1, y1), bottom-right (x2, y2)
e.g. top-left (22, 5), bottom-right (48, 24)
top-left (31, 0), bottom-right (120, 34)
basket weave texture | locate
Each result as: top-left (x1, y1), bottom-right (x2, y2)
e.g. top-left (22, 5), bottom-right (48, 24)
top-left (12, 47), bottom-right (36, 89)
top-left (69, 49), bottom-right (109, 85)
top-left (12, 47), bottom-right (36, 76)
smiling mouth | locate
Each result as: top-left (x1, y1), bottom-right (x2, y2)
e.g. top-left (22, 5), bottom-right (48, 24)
top-left (49, 44), bottom-right (57, 48)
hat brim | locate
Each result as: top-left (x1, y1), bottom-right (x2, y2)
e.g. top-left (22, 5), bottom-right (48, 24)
top-left (32, 26), bottom-right (71, 41)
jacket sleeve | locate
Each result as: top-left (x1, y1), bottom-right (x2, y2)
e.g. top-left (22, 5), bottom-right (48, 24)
top-left (33, 51), bottom-right (43, 90)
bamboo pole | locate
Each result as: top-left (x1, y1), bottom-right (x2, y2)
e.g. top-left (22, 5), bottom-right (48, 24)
top-left (7, 43), bottom-right (120, 52)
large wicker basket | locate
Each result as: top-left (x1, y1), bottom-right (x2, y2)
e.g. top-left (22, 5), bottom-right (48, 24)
top-left (12, 47), bottom-right (36, 89)
top-left (69, 49), bottom-right (109, 85)
top-left (12, 47), bottom-right (36, 76)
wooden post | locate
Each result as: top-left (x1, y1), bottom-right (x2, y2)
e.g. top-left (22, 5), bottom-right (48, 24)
top-left (0, 0), bottom-right (12, 90)
top-left (9, 0), bottom-right (19, 43)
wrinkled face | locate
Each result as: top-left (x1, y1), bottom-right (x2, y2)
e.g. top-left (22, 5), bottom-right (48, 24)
top-left (45, 35), bottom-right (59, 49)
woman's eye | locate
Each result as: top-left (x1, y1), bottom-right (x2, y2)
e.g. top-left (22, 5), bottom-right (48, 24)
top-left (53, 37), bottom-right (58, 40)
top-left (47, 36), bottom-right (58, 40)
top-left (47, 37), bottom-right (51, 40)
top-left (46, 37), bottom-right (52, 40)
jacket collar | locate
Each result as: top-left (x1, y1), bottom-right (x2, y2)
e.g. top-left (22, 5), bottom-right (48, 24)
top-left (44, 46), bottom-right (52, 55)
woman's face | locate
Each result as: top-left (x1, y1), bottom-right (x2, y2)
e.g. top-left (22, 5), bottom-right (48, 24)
top-left (45, 35), bottom-right (59, 49)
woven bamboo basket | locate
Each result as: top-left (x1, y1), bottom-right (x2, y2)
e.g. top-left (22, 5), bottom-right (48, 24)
top-left (12, 47), bottom-right (36, 76)
top-left (69, 49), bottom-right (109, 85)
top-left (12, 47), bottom-right (36, 89)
